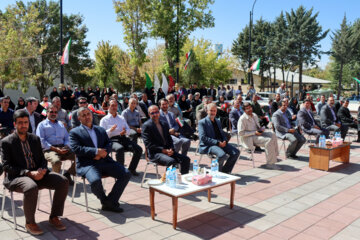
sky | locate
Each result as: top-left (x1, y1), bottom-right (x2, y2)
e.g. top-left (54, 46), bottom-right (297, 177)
top-left (1, 0), bottom-right (359, 69)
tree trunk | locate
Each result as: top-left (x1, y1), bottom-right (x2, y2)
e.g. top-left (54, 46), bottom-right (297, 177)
top-left (281, 65), bottom-right (285, 83)
top-left (131, 65), bottom-right (138, 93)
top-left (299, 63), bottom-right (303, 97)
top-left (338, 62), bottom-right (343, 100)
top-left (273, 67), bottom-right (277, 93)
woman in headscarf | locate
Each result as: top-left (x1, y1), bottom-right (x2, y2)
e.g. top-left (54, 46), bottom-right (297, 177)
top-left (289, 97), bottom-right (300, 115)
top-left (178, 94), bottom-right (194, 126)
top-left (156, 88), bottom-right (165, 104)
top-left (15, 97), bottom-right (25, 110)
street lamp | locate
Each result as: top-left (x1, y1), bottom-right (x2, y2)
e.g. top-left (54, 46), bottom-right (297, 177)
top-left (60, 0), bottom-right (64, 84)
top-left (176, 0), bottom-right (180, 84)
top-left (248, 0), bottom-right (257, 86)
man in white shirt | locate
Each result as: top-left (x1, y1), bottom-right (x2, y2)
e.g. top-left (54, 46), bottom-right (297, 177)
top-left (276, 83), bottom-right (287, 99)
top-left (100, 99), bottom-right (142, 176)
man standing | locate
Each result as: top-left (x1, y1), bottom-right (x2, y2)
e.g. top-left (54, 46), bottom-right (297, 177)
top-left (316, 95), bottom-right (326, 115)
top-left (36, 104), bottom-right (76, 185)
top-left (100, 99), bottom-right (142, 176)
top-left (159, 99), bottom-right (191, 156)
top-left (238, 103), bottom-right (280, 170)
top-left (320, 96), bottom-right (348, 139)
top-left (337, 99), bottom-right (359, 141)
top-left (207, 84), bottom-right (217, 99)
top-left (198, 103), bottom-right (240, 174)
top-left (276, 83), bottom-right (286, 98)
top-left (297, 99), bottom-right (329, 143)
top-left (229, 100), bottom-right (244, 133)
top-left (121, 98), bottom-right (142, 142)
top-left (272, 100), bottom-right (306, 159)
top-left (1, 109), bottom-right (68, 235)
top-left (25, 97), bottom-right (42, 133)
top-left (0, 96), bottom-right (14, 135)
top-left (142, 105), bottom-right (190, 174)
top-left (69, 107), bottom-right (131, 212)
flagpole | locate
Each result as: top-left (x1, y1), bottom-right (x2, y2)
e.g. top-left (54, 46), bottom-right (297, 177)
top-left (60, 0), bottom-right (64, 84)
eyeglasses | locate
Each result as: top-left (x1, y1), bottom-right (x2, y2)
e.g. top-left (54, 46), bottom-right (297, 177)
top-left (49, 111), bottom-right (58, 114)
top-left (149, 111), bottom-right (159, 115)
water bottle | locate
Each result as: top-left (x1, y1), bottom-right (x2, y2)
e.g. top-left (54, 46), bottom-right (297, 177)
top-left (214, 159), bottom-right (219, 177)
top-left (319, 135), bottom-right (325, 148)
top-left (169, 168), bottom-right (176, 188)
top-left (211, 160), bottom-right (216, 177)
top-left (166, 168), bottom-right (171, 186)
top-left (193, 160), bottom-right (199, 175)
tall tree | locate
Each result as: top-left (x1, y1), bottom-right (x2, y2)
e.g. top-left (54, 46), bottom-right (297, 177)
top-left (147, 0), bottom-right (215, 79)
top-left (286, 6), bottom-right (329, 92)
top-left (232, 25), bottom-right (252, 83)
top-left (114, 0), bottom-right (148, 93)
top-left (331, 15), bottom-right (356, 99)
top-left (94, 41), bottom-right (116, 88)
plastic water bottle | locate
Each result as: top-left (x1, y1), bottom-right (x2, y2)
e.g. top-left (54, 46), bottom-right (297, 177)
top-left (319, 135), bottom-right (325, 148)
top-left (193, 160), bottom-right (199, 175)
top-left (211, 160), bottom-right (217, 177)
top-left (213, 159), bottom-right (219, 178)
top-left (336, 132), bottom-right (340, 140)
top-left (169, 168), bottom-right (176, 188)
top-left (166, 168), bottom-right (171, 186)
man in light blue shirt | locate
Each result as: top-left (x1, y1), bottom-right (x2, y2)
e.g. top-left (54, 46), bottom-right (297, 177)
top-left (36, 104), bottom-right (75, 185)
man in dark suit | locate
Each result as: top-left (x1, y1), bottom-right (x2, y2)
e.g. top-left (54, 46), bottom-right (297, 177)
top-left (271, 93), bottom-right (281, 115)
top-left (229, 100), bottom-right (243, 133)
top-left (25, 97), bottom-right (42, 133)
top-left (198, 103), bottom-right (240, 174)
top-left (207, 84), bottom-right (217, 100)
top-left (141, 105), bottom-right (190, 174)
top-left (297, 99), bottom-right (329, 143)
top-left (320, 96), bottom-right (348, 139)
top-left (1, 109), bottom-right (68, 235)
top-left (69, 107), bottom-right (131, 213)
top-left (338, 99), bottom-right (360, 142)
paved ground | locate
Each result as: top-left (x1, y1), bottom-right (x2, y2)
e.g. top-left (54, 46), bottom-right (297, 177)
top-left (1, 135), bottom-right (360, 240)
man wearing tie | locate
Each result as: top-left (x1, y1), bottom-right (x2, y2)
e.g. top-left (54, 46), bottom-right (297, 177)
top-left (297, 99), bottom-right (329, 143)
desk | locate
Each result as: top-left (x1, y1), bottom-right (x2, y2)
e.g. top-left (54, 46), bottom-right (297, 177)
top-left (309, 142), bottom-right (351, 171)
top-left (149, 172), bottom-right (240, 229)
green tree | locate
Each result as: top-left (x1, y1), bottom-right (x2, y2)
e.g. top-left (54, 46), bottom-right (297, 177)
top-left (94, 41), bottom-right (116, 88)
top-left (147, 0), bottom-right (215, 79)
top-left (286, 6), bottom-right (329, 92)
top-left (331, 15), bottom-right (356, 99)
top-left (114, 0), bottom-right (148, 93)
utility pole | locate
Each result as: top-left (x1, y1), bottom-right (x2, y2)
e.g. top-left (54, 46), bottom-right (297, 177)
top-left (176, 0), bottom-right (180, 84)
top-left (248, 0), bottom-right (257, 86)
top-left (60, 0), bottom-right (64, 84)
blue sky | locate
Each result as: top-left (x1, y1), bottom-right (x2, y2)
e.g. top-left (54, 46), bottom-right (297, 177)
top-left (1, 0), bottom-right (359, 68)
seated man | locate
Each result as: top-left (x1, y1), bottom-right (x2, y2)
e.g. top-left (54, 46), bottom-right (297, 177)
top-left (69, 107), bottom-right (131, 213)
top-left (316, 95), bottom-right (326, 115)
top-left (272, 100), bottom-right (306, 159)
top-left (196, 96), bottom-right (211, 123)
top-left (229, 100), bottom-right (243, 133)
top-left (271, 93), bottom-right (281, 114)
top-left (36, 104), bottom-right (76, 185)
top-left (159, 98), bottom-right (191, 156)
top-left (238, 103), bottom-right (280, 170)
top-left (52, 96), bottom-right (71, 130)
top-left (100, 99), bottom-right (142, 176)
top-left (1, 109), bottom-right (68, 235)
top-left (337, 99), bottom-right (360, 142)
top-left (121, 97), bottom-right (142, 142)
top-left (198, 103), bottom-right (240, 174)
top-left (25, 97), bottom-right (42, 133)
top-left (320, 96), bottom-right (348, 139)
top-left (142, 105), bottom-right (190, 175)
top-left (297, 99), bottom-right (329, 143)
top-left (0, 96), bottom-right (14, 136)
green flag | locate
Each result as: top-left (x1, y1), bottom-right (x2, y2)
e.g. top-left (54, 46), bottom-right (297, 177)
top-left (145, 72), bottom-right (152, 89)
top-left (353, 77), bottom-right (360, 84)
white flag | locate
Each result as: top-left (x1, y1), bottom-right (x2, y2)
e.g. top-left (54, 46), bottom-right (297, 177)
top-left (161, 73), bottom-right (169, 95)
top-left (154, 73), bottom-right (160, 92)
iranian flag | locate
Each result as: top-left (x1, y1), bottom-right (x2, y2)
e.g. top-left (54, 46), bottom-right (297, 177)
top-left (61, 38), bottom-right (72, 65)
top-left (250, 58), bottom-right (261, 71)
top-left (353, 77), bottom-right (360, 84)
top-left (175, 117), bottom-right (184, 128)
top-left (184, 50), bottom-right (192, 70)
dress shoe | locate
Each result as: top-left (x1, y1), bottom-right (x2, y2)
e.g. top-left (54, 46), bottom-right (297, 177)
top-left (287, 155), bottom-right (299, 160)
top-left (63, 172), bottom-right (74, 186)
top-left (101, 204), bottom-right (124, 213)
top-left (130, 170), bottom-right (139, 176)
top-left (254, 146), bottom-right (263, 152)
top-left (25, 223), bottom-right (44, 235)
top-left (49, 217), bottom-right (66, 231)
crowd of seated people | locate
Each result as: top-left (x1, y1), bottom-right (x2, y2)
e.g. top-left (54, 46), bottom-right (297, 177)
top-left (0, 83), bottom-right (358, 235)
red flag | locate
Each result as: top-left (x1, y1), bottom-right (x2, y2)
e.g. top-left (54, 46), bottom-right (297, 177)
top-left (168, 75), bottom-right (175, 92)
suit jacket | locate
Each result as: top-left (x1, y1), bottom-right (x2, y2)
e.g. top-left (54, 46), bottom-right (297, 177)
top-left (272, 109), bottom-right (294, 139)
top-left (141, 119), bottom-right (174, 159)
top-left (159, 110), bottom-right (179, 131)
top-left (207, 88), bottom-right (217, 99)
top-left (337, 106), bottom-right (354, 124)
top-left (297, 107), bottom-right (319, 131)
top-left (28, 111), bottom-right (42, 133)
top-left (320, 104), bottom-right (339, 128)
top-left (138, 101), bottom-right (150, 118)
top-left (271, 101), bottom-right (280, 115)
top-left (0, 132), bottom-right (48, 185)
top-left (229, 108), bottom-right (243, 132)
top-left (198, 116), bottom-right (227, 154)
top-left (69, 125), bottom-right (113, 176)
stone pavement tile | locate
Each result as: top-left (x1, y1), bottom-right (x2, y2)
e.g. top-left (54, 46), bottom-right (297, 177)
top-left (252, 201), bottom-right (279, 212)
top-left (66, 211), bottom-right (97, 223)
top-left (50, 225), bottom-right (85, 239)
top-left (284, 201), bottom-right (311, 212)
top-left (236, 195), bottom-right (262, 206)
top-left (246, 218), bottom-right (277, 231)
top-left (349, 217), bottom-right (360, 228)
top-left (301, 225), bottom-right (341, 240)
top-left (281, 212), bottom-right (322, 231)
top-left (78, 219), bottom-right (114, 232)
top-left (177, 218), bottom-right (204, 231)
top-left (150, 223), bottom-right (184, 238)
top-left (330, 225), bottom-right (360, 240)
top-left (88, 227), bottom-right (124, 240)
top-left (305, 201), bottom-right (341, 217)
top-left (327, 206), bottom-right (360, 225)
top-left (228, 225), bottom-right (260, 239)
top-left (261, 212), bottom-right (289, 225)
top-left (133, 216), bottom-right (164, 229)
top-left (0, 229), bottom-right (21, 239)
top-left (22, 232), bottom-right (58, 240)
top-left (291, 232), bottom-right (324, 240)
top-left (250, 232), bottom-right (283, 240)
top-left (0, 219), bottom-right (12, 231)
top-left (113, 221), bottom-right (146, 236)
top-left (208, 216), bottom-right (242, 232)
top-left (168, 232), bottom-right (203, 240)
top-left (266, 225), bottom-right (299, 239)
top-left (188, 223), bottom-right (225, 239)
top-left (270, 206), bottom-right (300, 218)
top-left (212, 231), bottom-right (245, 240)
top-left (129, 229), bottom-right (165, 240)
top-left (315, 218), bottom-right (347, 233)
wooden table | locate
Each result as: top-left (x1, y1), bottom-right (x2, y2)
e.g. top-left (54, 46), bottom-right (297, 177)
top-left (309, 142), bottom-right (351, 171)
top-left (149, 172), bottom-right (240, 229)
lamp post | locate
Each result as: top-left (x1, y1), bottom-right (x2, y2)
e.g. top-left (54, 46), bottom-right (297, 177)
top-left (60, 0), bottom-right (64, 84)
top-left (248, 0), bottom-right (257, 86)
top-left (176, 0), bottom-right (180, 84)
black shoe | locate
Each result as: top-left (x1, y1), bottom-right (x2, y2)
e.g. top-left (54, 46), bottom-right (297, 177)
top-left (101, 204), bottom-right (124, 213)
top-left (130, 170), bottom-right (139, 176)
top-left (192, 134), bottom-right (199, 141)
top-left (63, 172), bottom-right (74, 186)
top-left (254, 147), bottom-right (263, 152)
top-left (354, 139), bottom-right (360, 143)
top-left (287, 155), bottom-right (299, 160)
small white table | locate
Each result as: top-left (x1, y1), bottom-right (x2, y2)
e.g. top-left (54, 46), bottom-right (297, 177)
top-left (149, 172), bottom-right (241, 229)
